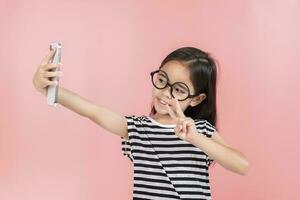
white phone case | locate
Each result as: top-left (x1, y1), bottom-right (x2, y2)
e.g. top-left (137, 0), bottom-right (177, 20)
top-left (47, 41), bottom-right (62, 106)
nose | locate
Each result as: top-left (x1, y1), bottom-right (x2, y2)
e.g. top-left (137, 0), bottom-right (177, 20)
top-left (161, 85), bottom-right (173, 99)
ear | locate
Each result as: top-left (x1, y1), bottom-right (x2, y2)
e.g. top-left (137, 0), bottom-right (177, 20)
top-left (190, 93), bottom-right (206, 107)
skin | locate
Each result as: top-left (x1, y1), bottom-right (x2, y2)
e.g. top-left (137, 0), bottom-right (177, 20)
top-left (150, 60), bottom-right (250, 176)
top-left (32, 48), bottom-right (63, 96)
top-left (33, 50), bottom-right (250, 176)
top-left (151, 60), bottom-right (206, 125)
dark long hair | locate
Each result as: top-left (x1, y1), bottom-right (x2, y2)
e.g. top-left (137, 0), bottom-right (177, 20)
top-left (149, 47), bottom-right (218, 127)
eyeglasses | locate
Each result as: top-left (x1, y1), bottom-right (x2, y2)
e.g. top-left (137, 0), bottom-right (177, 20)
top-left (150, 69), bottom-right (199, 101)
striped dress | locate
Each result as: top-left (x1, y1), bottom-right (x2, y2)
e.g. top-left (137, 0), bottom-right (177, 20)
top-left (121, 115), bottom-right (216, 200)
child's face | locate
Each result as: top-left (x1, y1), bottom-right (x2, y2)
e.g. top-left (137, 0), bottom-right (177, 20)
top-left (151, 60), bottom-right (206, 117)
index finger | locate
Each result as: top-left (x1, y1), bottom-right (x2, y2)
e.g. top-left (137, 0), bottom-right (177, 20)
top-left (173, 98), bottom-right (186, 118)
top-left (166, 104), bottom-right (177, 119)
top-left (40, 48), bottom-right (56, 66)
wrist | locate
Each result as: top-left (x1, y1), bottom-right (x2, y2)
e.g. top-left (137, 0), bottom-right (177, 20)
top-left (187, 131), bottom-right (200, 144)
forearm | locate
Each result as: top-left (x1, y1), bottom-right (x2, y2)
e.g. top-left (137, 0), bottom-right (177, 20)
top-left (190, 133), bottom-right (249, 175)
top-left (41, 86), bottom-right (127, 137)
top-left (52, 86), bottom-right (99, 119)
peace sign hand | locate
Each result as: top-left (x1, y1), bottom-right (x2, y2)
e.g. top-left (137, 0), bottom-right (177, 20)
top-left (166, 98), bottom-right (198, 143)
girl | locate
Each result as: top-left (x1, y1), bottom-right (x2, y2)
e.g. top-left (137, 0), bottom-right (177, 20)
top-left (32, 46), bottom-right (249, 200)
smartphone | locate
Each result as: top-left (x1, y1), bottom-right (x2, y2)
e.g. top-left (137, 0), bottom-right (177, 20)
top-left (47, 41), bottom-right (62, 106)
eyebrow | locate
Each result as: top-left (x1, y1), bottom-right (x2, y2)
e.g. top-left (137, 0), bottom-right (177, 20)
top-left (158, 71), bottom-right (167, 77)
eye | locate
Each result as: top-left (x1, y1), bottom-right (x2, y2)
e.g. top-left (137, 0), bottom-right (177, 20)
top-left (158, 78), bottom-right (167, 84)
top-left (175, 87), bottom-right (187, 94)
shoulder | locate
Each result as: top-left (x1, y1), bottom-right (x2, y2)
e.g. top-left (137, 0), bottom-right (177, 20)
top-left (194, 119), bottom-right (231, 147)
top-left (124, 115), bottom-right (150, 126)
top-left (204, 120), bottom-right (217, 133)
top-left (125, 115), bottom-right (148, 121)
top-left (194, 118), bottom-right (217, 138)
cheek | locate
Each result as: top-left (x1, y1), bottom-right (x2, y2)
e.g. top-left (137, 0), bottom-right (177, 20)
top-left (151, 88), bottom-right (157, 104)
top-left (151, 87), bottom-right (159, 98)
top-left (151, 88), bottom-right (155, 98)
top-left (180, 101), bottom-right (190, 111)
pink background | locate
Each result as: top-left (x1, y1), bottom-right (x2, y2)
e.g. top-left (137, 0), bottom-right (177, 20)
top-left (1, 0), bottom-right (300, 199)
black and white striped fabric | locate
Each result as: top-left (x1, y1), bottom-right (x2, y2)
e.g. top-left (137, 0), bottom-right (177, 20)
top-left (121, 115), bottom-right (216, 200)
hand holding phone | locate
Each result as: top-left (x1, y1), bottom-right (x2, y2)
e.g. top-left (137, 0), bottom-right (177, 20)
top-left (47, 41), bottom-right (62, 106)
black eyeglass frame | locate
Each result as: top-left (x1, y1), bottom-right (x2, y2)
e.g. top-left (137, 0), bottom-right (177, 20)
top-left (150, 69), bottom-right (200, 101)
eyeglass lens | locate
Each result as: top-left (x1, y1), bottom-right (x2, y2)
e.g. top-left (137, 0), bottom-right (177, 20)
top-left (152, 71), bottom-right (189, 100)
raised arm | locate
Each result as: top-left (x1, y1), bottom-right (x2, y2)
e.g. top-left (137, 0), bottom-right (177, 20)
top-left (57, 87), bottom-right (128, 138)
top-left (32, 48), bottom-right (128, 139)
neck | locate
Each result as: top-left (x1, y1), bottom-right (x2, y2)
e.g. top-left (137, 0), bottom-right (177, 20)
top-left (150, 113), bottom-right (177, 124)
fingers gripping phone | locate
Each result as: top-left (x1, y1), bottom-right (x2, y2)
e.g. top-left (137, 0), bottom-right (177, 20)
top-left (47, 41), bottom-right (62, 107)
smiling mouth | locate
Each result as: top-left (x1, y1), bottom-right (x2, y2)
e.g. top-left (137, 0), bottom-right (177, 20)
top-left (158, 98), bottom-right (170, 106)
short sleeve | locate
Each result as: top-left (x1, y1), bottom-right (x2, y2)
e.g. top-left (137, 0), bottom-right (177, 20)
top-left (204, 120), bottom-right (217, 167)
top-left (120, 115), bottom-right (141, 162)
